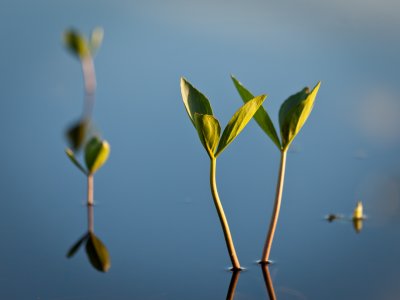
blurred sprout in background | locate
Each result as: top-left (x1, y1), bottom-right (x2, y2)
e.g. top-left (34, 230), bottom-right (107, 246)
top-left (64, 27), bottom-right (104, 152)
top-left (66, 136), bottom-right (110, 206)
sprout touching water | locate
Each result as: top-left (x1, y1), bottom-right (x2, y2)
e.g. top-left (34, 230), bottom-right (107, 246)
top-left (232, 75), bottom-right (321, 263)
top-left (181, 77), bottom-right (266, 270)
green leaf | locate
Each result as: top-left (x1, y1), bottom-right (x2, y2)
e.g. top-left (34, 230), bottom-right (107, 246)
top-left (231, 76), bottom-right (281, 149)
top-left (194, 113), bottom-right (221, 158)
top-left (65, 119), bottom-right (89, 151)
top-left (64, 29), bottom-right (90, 59)
top-left (215, 95), bottom-right (266, 157)
top-left (279, 82), bottom-right (321, 150)
top-left (84, 137), bottom-right (110, 174)
top-left (180, 77), bottom-right (213, 126)
top-left (85, 233), bottom-right (111, 272)
top-left (66, 148), bottom-right (88, 175)
top-left (89, 27), bottom-right (104, 55)
top-left (67, 233), bottom-right (89, 258)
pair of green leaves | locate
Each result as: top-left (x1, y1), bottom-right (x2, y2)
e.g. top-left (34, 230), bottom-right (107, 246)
top-left (232, 76), bottom-right (321, 151)
top-left (67, 232), bottom-right (111, 272)
top-left (66, 136), bottom-right (110, 175)
top-left (181, 78), bottom-right (266, 159)
top-left (64, 27), bottom-right (104, 59)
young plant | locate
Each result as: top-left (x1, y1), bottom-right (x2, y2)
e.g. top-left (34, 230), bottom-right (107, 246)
top-left (181, 77), bottom-right (266, 270)
top-left (67, 205), bottom-right (111, 272)
top-left (232, 75), bottom-right (321, 263)
top-left (64, 27), bottom-right (104, 150)
top-left (66, 136), bottom-right (110, 206)
top-left (352, 201), bottom-right (364, 233)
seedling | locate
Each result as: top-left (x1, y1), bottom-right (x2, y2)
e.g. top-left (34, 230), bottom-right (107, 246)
top-left (181, 77), bottom-right (266, 270)
top-left (67, 205), bottom-right (111, 272)
top-left (232, 75), bottom-right (321, 263)
top-left (326, 201), bottom-right (365, 233)
top-left (64, 27), bottom-right (104, 150)
top-left (352, 201), bottom-right (365, 233)
top-left (66, 136), bottom-right (110, 206)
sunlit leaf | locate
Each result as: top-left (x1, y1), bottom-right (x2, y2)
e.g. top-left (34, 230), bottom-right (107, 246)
top-left (89, 27), bottom-right (104, 55)
top-left (279, 82), bottom-right (321, 150)
top-left (180, 77), bottom-right (213, 126)
top-left (66, 233), bottom-right (89, 258)
top-left (65, 148), bottom-right (87, 175)
top-left (84, 137), bottom-right (110, 174)
top-left (215, 95), bottom-right (266, 157)
top-left (353, 201), bottom-right (363, 220)
top-left (85, 233), bottom-right (111, 272)
top-left (231, 75), bottom-right (281, 149)
top-left (194, 113), bottom-right (221, 158)
top-left (64, 29), bottom-right (90, 59)
top-left (66, 119), bottom-right (89, 151)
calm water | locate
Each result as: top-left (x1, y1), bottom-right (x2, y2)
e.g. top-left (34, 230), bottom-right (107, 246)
top-left (1, 0), bottom-right (400, 299)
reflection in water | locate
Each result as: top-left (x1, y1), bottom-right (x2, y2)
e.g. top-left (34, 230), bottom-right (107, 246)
top-left (67, 205), bottom-right (111, 272)
top-left (226, 270), bottom-right (241, 300)
top-left (353, 218), bottom-right (363, 233)
top-left (326, 215), bottom-right (364, 234)
top-left (326, 202), bottom-right (366, 234)
top-left (261, 264), bottom-right (277, 300)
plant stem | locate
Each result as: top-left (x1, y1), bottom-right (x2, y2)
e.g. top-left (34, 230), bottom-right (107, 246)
top-left (261, 150), bottom-right (287, 263)
top-left (210, 158), bottom-right (241, 270)
top-left (81, 57), bottom-right (96, 118)
top-left (87, 204), bottom-right (94, 232)
top-left (87, 174), bottom-right (94, 206)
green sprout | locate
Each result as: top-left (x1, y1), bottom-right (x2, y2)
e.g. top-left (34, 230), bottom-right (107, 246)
top-left (66, 136), bottom-right (110, 206)
top-left (181, 77), bottom-right (266, 270)
top-left (232, 75), bottom-right (321, 264)
top-left (67, 205), bottom-right (111, 272)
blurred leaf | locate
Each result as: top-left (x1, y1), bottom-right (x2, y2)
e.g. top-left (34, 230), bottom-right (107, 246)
top-left (326, 214), bottom-right (338, 222)
top-left (231, 75), bottom-right (281, 149)
top-left (64, 29), bottom-right (90, 59)
top-left (194, 113), bottom-right (221, 158)
top-left (65, 148), bottom-right (87, 175)
top-left (353, 201), bottom-right (363, 220)
top-left (66, 119), bottom-right (89, 151)
top-left (180, 77), bottom-right (213, 126)
top-left (215, 95), bottom-right (266, 157)
top-left (279, 82), bottom-right (321, 150)
top-left (85, 137), bottom-right (110, 174)
top-left (66, 233), bottom-right (89, 258)
top-left (85, 233), bottom-right (111, 272)
top-left (89, 27), bottom-right (104, 55)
